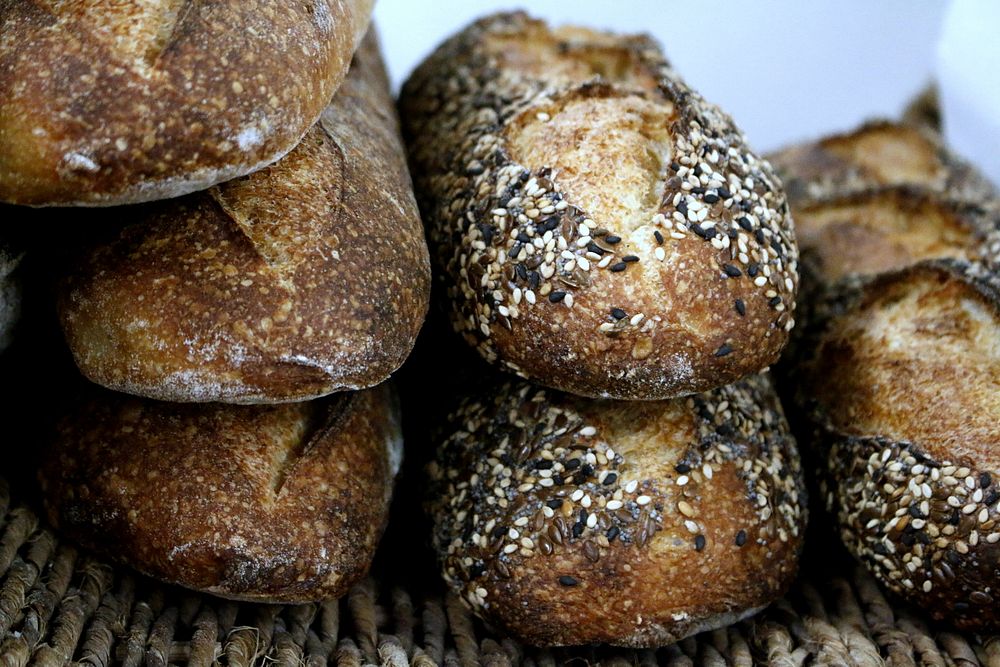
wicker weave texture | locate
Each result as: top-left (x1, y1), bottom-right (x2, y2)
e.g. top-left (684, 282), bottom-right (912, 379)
top-left (0, 478), bottom-right (997, 667)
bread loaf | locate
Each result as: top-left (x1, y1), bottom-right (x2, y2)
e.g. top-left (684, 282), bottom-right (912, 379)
top-left (39, 381), bottom-right (402, 603)
top-left (768, 120), bottom-right (995, 207)
top-left (427, 373), bottom-right (806, 646)
top-left (56, 32), bottom-right (431, 404)
top-left (0, 0), bottom-right (373, 206)
top-left (792, 260), bottom-right (1000, 631)
top-left (400, 12), bottom-right (798, 400)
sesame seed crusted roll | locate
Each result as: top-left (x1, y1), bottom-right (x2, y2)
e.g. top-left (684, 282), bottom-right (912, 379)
top-left (427, 373), bottom-right (806, 647)
top-left (794, 260), bottom-right (1000, 631)
top-left (400, 12), bottom-right (798, 400)
top-left (767, 120), bottom-right (996, 208)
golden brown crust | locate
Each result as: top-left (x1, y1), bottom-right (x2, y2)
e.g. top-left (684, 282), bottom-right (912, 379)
top-left (0, 0), bottom-right (373, 206)
top-left (56, 33), bottom-right (431, 404)
top-left (794, 261), bottom-right (1000, 631)
top-left (39, 382), bottom-right (402, 603)
top-left (428, 373), bottom-right (806, 647)
top-left (400, 12), bottom-right (798, 400)
top-left (767, 120), bottom-right (996, 207)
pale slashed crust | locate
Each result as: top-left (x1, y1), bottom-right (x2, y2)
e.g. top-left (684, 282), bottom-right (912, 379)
top-left (795, 261), bottom-right (1000, 631)
top-left (56, 33), bottom-right (431, 404)
top-left (401, 12), bottom-right (798, 400)
top-left (428, 373), bottom-right (806, 646)
top-left (0, 0), bottom-right (373, 206)
top-left (39, 382), bottom-right (402, 604)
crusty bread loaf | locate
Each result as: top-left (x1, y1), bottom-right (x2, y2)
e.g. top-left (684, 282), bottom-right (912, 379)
top-left (792, 260), bottom-right (1000, 631)
top-left (793, 186), bottom-right (1000, 284)
top-left (0, 0), bottom-right (373, 206)
top-left (400, 12), bottom-right (798, 400)
top-left (428, 373), bottom-right (806, 646)
top-left (39, 381), bottom-right (402, 603)
top-left (56, 32), bottom-right (431, 404)
top-left (767, 120), bottom-right (995, 207)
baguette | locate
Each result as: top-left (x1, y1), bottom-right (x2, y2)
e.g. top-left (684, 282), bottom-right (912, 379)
top-left (56, 32), bottom-right (431, 404)
top-left (400, 12), bottom-right (798, 400)
top-left (428, 373), bottom-right (806, 646)
top-left (792, 260), bottom-right (1000, 631)
top-left (0, 0), bottom-right (373, 206)
top-left (39, 382), bottom-right (402, 603)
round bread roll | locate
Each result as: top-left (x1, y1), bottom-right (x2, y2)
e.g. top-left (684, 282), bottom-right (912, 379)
top-left (400, 12), bottom-right (798, 401)
top-left (56, 33), bottom-right (431, 404)
top-left (427, 373), bottom-right (806, 647)
top-left (39, 382), bottom-right (402, 603)
top-left (767, 120), bottom-right (996, 207)
top-left (0, 0), bottom-right (373, 206)
top-left (793, 260), bottom-right (1000, 631)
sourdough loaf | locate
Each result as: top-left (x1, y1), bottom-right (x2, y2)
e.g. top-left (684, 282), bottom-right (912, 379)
top-left (793, 260), bottom-right (1000, 631)
top-left (57, 32), bottom-right (431, 404)
top-left (428, 373), bottom-right (806, 646)
top-left (40, 382), bottom-right (402, 603)
top-left (400, 12), bottom-right (798, 400)
top-left (0, 0), bottom-right (373, 206)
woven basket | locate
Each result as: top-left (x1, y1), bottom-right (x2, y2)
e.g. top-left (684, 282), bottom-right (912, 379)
top-left (1, 478), bottom-right (998, 667)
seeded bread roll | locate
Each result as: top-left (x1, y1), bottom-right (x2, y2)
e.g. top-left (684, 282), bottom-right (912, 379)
top-left (400, 12), bottom-right (798, 401)
top-left (428, 373), bottom-right (806, 647)
top-left (0, 0), bottom-right (373, 206)
top-left (767, 120), bottom-right (995, 207)
top-left (56, 32), bottom-right (431, 404)
top-left (39, 382), bottom-right (402, 603)
top-left (792, 260), bottom-right (1000, 631)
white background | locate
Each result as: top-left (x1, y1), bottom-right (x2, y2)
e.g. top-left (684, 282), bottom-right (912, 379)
top-left (373, 1), bottom-right (947, 155)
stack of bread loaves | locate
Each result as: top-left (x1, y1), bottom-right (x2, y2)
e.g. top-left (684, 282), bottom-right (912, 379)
top-left (769, 120), bottom-right (1000, 631)
top-left (1, 2), bottom-right (431, 602)
top-left (400, 13), bottom-right (808, 647)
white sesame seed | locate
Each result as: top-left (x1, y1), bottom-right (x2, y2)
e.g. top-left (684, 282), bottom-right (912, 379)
top-left (586, 514), bottom-right (598, 529)
top-left (579, 426), bottom-right (597, 437)
top-left (630, 313), bottom-right (644, 326)
top-left (637, 495), bottom-right (652, 506)
top-left (503, 544), bottom-right (518, 554)
top-left (685, 520), bottom-right (699, 533)
top-left (508, 528), bottom-right (519, 539)
top-left (625, 480), bottom-right (639, 493)
top-left (571, 489), bottom-right (584, 502)
top-left (606, 500), bottom-right (623, 510)
top-left (754, 276), bottom-right (768, 287)
top-left (581, 495), bottom-right (592, 508)
top-left (677, 475), bottom-right (689, 486)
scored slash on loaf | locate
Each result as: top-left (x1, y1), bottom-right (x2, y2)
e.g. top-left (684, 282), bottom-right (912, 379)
top-left (57, 32), bottom-right (431, 404)
top-left (0, 0), bottom-right (375, 207)
top-left (400, 12), bottom-right (799, 401)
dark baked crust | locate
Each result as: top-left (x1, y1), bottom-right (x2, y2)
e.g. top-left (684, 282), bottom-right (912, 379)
top-left (0, 0), bottom-right (373, 206)
top-left (56, 32), bottom-right (431, 403)
top-left (428, 373), bottom-right (806, 647)
top-left (767, 120), bottom-right (996, 207)
top-left (39, 382), bottom-right (402, 603)
top-left (400, 12), bottom-right (797, 400)
top-left (794, 261), bottom-right (1000, 631)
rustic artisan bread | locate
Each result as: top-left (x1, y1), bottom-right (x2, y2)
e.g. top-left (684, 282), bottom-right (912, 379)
top-left (793, 186), bottom-right (1000, 285)
top-left (768, 120), bottom-right (995, 207)
top-left (39, 381), bottom-right (402, 603)
top-left (56, 32), bottom-right (431, 404)
top-left (0, 0), bottom-right (373, 206)
top-left (792, 260), bottom-right (1000, 631)
top-left (400, 12), bottom-right (798, 400)
top-left (427, 373), bottom-right (806, 646)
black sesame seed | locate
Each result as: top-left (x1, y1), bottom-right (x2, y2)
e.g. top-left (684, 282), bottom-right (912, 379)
top-left (559, 575), bottom-right (578, 586)
top-left (604, 235), bottom-right (622, 244)
top-left (579, 464), bottom-right (595, 479)
top-left (515, 263), bottom-right (528, 280)
top-left (467, 162), bottom-right (484, 176)
top-left (578, 509), bottom-right (588, 524)
top-left (535, 459), bottom-right (554, 470)
top-left (738, 216), bottom-right (753, 232)
top-left (528, 271), bottom-right (540, 289)
top-left (677, 200), bottom-right (688, 216)
top-left (909, 505), bottom-right (923, 518)
top-left (747, 263), bottom-right (759, 277)
top-left (572, 522), bottom-right (584, 538)
top-left (549, 290), bottom-right (567, 303)
top-left (755, 229), bottom-right (766, 244)
top-left (516, 232), bottom-right (530, 243)
top-left (492, 525), bottom-right (506, 539)
top-left (603, 473), bottom-right (618, 486)
top-left (718, 186), bottom-right (732, 199)
top-left (622, 255), bottom-right (639, 263)
top-left (610, 262), bottom-right (628, 272)
top-left (674, 463), bottom-right (691, 474)
top-left (564, 458), bottom-right (581, 471)
top-left (670, 161), bottom-right (681, 172)
top-left (546, 498), bottom-right (563, 509)
top-left (606, 526), bottom-right (620, 541)
top-left (768, 296), bottom-right (782, 308)
top-left (695, 535), bottom-right (706, 551)
top-left (980, 472), bottom-right (992, 488)
top-left (723, 264), bottom-right (742, 278)
top-left (469, 562), bottom-right (487, 578)
top-left (587, 242), bottom-right (606, 255)
top-left (986, 489), bottom-right (999, 505)
top-left (734, 299), bottom-right (746, 316)
top-left (714, 343), bottom-right (733, 357)
top-left (611, 308), bottom-right (627, 320)
top-left (735, 530), bottom-right (747, 547)
top-left (692, 186), bottom-right (706, 195)
top-left (654, 230), bottom-right (664, 245)
top-left (692, 224), bottom-right (713, 240)
top-left (704, 193), bottom-right (719, 204)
